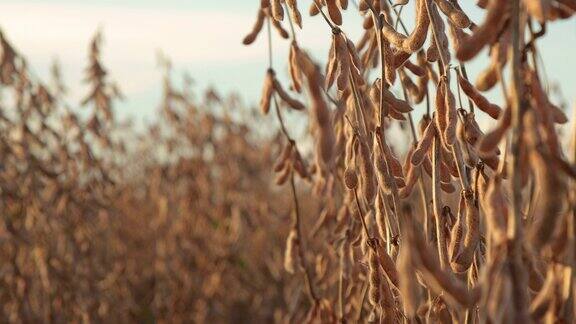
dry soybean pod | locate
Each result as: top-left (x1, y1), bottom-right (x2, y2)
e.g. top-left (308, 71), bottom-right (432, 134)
top-left (359, 137), bottom-right (377, 202)
top-left (526, 114), bottom-right (566, 250)
top-left (480, 176), bottom-right (508, 245)
top-left (274, 143), bottom-right (294, 172)
top-left (382, 142), bottom-right (404, 179)
top-left (422, 155), bottom-right (433, 177)
top-left (448, 202), bottom-right (464, 264)
top-left (389, 108), bottom-right (407, 120)
top-left (326, 0), bottom-right (343, 25)
top-left (325, 36), bottom-right (339, 89)
top-left (284, 228), bottom-right (299, 273)
top-left (529, 267), bottom-right (557, 319)
top-left (455, 0), bottom-right (509, 61)
top-left (399, 162), bottom-right (419, 198)
top-left (428, 0), bottom-right (451, 64)
top-left (289, 42), bottom-right (303, 93)
top-left (402, 0), bottom-right (431, 53)
top-left (368, 244), bottom-right (382, 311)
top-left (456, 111), bottom-right (480, 167)
top-left (475, 62), bottom-right (500, 92)
top-left (356, 29), bottom-right (372, 52)
top-left (271, 17), bottom-right (290, 39)
top-left (411, 120), bottom-right (436, 166)
top-left (458, 74), bottom-right (502, 119)
top-left (375, 242), bottom-right (400, 289)
top-left (400, 69), bottom-right (421, 102)
top-left (358, 0), bottom-right (369, 11)
top-left (433, 0), bottom-right (471, 28)
top-left (335, 34), bottom-right (351, 92)
top-left (556, 0), bottom-right (576, 10)
top-left (382, 87), bottom-right (413, 113)
top-left (243, 9), bottom-right (266, 45)
top-left (271, 0), bottom-right (284, 21)
top-left (309, 1), bottom-right (321, 16)
top-left (443, 84), bottom-right (457, 146)
top-left (434, 79), bottom-right (447, 138)
top-left (400, 145), bottom-right (418, 195)
top-left (275, 164), bottom-right (292, 185)
top-left (412, 51), bottom-right (430, 104)
top-left (286, 0), bottom-right (303, 28)
top-left (260, 69), bottom-right (275, 114)
top-left (346, 38), bottom-right (363, 72)
top-left (403, 60), bottom-right (426, 77)
top-left (439, 160), bottom-right (452, 184)
top-left (426, 36), bottom-right (440, 62)
top-left (392, 49), bottom-right (411, 69)
top-left (527, 69), bottom-right (562, 156)
top-left (397, 237), bottom-right (421, 318)
top-left (374, 137), bottom-right (394, 195)
top-left (379, 264), bottom-right (396, 321)
top-left (476, 106), bottom-right (511, 157)
top-left (451, 189), bottom-right (480, 273)
top-left (344, 166), bottom-right (359, 190)
top-left (476, 31), bottom-right (510, 91)
top-left (383, 38), bottom-right (397, 91)
top-left (297, 51), bottom-right (334, 164)
top-left (374, 191), bottom-right (389, 246)
top-left (410, 213), bottom-right (480, 308)
top-left (273, 77), bottom-right (306, 110)
top-left (523, 0), bottom-right (552, 23)
top-left (447, 17), bottom-right (469, 52)
top-left (476, 0), bottom-right (489, 8)
top-left (381, 19), bottom-right (407, 49)
top-left (432, 135), bottom-right (449, 269)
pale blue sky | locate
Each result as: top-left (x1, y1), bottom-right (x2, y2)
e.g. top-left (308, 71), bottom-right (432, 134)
top-left (8, 0), bottom-right (250, 11)
top-left (0, 1), bottom-right (574, 125)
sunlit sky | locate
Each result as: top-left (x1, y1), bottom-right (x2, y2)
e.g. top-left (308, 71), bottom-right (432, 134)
top-left (0, 0), bottom-right (574, 124)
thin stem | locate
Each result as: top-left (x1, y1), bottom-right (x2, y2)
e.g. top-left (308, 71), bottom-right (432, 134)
top-left (400, 84), bottom-right (418, 143)
top-left (290, 172), bottom-right (319, 303)
top-left (274, 95), bottom-right (293, 141)
top-left (508, 0), bottom-right (525, 241)
top-left (507, 1), bottom-right (530, 321)
top-left (367, 5), bottom-right (388, 126)
top-left (455, 71), bottom-right (465, 109)
top-left (394, 5), bottom-right (405, 30)
top-left (432, 135), bottom-right (448, 268)
top-left (354, 188), bottom-right (372, 240)
top-left (418, 175), bottom-right (431, 242)
top-left (266, 14), bottom-right (318, 304)
top-left (386, 0), bottom-right (410, 35)
top-left (458, 65), bottom-right (475, 113)
top-left (284, 2), bottom-right (298, 42)
top-left (348, 66), bottom-right (370, 138)
top-left (266, 17), bottom-right (273, 70)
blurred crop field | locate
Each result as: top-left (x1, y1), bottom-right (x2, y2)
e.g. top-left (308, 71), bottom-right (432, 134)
top-left (0, 0), bottom-right (575, 323)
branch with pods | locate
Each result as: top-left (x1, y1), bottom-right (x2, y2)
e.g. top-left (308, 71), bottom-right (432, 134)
top-left (244, 0), bottom-right (576, 322)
